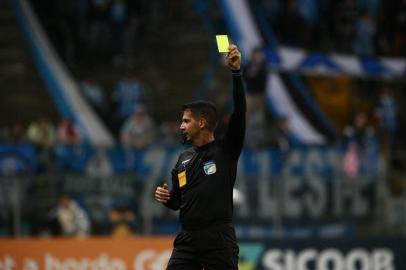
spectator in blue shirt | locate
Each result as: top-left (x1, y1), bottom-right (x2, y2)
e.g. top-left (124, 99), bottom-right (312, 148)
top-left (112, 71), bottom-right (145, 127)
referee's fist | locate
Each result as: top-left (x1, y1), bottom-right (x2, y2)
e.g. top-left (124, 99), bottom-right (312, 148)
top-left (226, 44), bottom-right (241, 71)
top-left (155, 183), bottom-right (170, 203)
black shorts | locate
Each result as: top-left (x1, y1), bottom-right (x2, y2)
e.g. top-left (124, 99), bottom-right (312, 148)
top-left (166, 223), bottom-right (239, 270)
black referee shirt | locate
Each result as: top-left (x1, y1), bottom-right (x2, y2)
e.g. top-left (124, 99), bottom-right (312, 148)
top-left (164, 70), bottom-right (246, 229)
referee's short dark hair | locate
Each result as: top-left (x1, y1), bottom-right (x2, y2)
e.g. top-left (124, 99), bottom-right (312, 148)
top-left (182, 101), bottom-right (218, 132)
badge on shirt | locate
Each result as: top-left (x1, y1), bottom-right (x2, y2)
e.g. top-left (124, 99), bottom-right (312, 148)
top-left (203, 160), bottom-right (217, 175)
top-left (178, 171), bottom-right (186, 187)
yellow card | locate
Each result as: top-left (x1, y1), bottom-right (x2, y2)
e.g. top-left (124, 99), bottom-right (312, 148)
top-left (216, 35), bottom-right (229, 53)
top-left (178, 171), bottom-right (186, 188)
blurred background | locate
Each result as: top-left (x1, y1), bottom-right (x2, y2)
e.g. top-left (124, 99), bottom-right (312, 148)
top-left (0, 0), bottom-right (405, 268)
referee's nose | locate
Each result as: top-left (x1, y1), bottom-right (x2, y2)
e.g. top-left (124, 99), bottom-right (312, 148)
top-left (180, 122), bottom-right (186, 131)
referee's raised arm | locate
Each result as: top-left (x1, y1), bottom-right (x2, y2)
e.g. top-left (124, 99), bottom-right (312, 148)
top-left (223, 44), bottom-right (247, 160)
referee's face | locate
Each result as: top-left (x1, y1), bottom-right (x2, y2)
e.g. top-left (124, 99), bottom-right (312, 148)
top-left (180, 109), bottom-right (200, 143)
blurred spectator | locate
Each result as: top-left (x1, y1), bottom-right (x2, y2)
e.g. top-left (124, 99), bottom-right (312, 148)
top-left (279, 0), bottom-right (310, 47)
top-left (26, 118), bottom-right (56, 149)
top-left (88, 0), bottom-right (111, 55)
top-left (342, 111), bottom-right (379, 176)
top-left (357, 0), bottom-right (380, 16)
top-left (47, 194), bottom-right (90, 237)
top-left (269, 116), bottom-right (298, 151)
top-left (353, 9), bottom-right (376, 56)
top-left (343, 126), bottom-right (379, 178)
top-left (343, 111), bottom-right (368, 148)
top-left (57, 118), bottom-right (82, 145)
top-left (54, 118), bottom-right (83, 172)
top-left (0, 124), bottom-right (25, 145)
top-left (298, 0), bottom-right (319, 27)
top-left (392, 0), bottom-right (406, 56)
top-left (375, 86), bottom-right (397, 136)
top-left (85, 148), bottom-right (113, 178)
top-left (53, 0), bottom-right (82, 66)
top-left (245, 109), bottom-right (268, 150)
top-left (343, 139), bottom-right (360, 178)
top-left (110, 0), bottom-right (128, 66)
top-left (112, 71), bottom-right (145, 124)
top-left (107, 197), bottom-right (137, 236)
top-left (8, 123), bottom-right (28, 144)
top-left (120, 1), bottom-right (140, 66)
top-left (363, 126), bottom-right (379, 176)
top-left (120, 106), bottom-right (156, 149)
top-left (342, 111), bottom-right (368, 178)
top-left (376, 1), bottom-right (396, 56)
top-left (243, 47), bottom-right (267, 114)
top-left (375, 86), bottom-right (397, 156)
top-left (26, 118), bottom-right (56, 172)
top-left (256, 0), bottom-right (403, 56)
top-left (333, 0), bottom-right (357, 53)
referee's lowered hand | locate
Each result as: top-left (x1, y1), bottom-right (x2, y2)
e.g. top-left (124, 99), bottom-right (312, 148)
top-left (226, 44), bottom-right (241, 71)
top-left (155, 183), bottom-right (170, 203)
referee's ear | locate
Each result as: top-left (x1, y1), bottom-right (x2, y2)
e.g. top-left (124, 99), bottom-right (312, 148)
top-left (198, 117), bottom-right (207, 129)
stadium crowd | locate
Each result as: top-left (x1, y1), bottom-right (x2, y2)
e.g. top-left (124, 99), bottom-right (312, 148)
top-left (258, 0), bottom-right (405, 56)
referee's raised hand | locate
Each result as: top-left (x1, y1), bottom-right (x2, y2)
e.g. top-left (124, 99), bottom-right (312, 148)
top-left (226, 44), bottom-right (241, 71)
top-left (155, 183), bottom-right (170, 203)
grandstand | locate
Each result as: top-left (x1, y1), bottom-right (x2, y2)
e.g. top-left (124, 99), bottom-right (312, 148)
top-left (0, 0), bottom-right (405, 269)
top-left (0, 0), bottom-right (59, 127)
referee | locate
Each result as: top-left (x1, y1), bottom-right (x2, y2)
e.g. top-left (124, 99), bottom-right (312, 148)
top-left (155, 44), bottom-right (245, 270)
